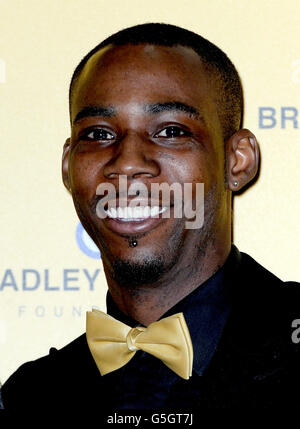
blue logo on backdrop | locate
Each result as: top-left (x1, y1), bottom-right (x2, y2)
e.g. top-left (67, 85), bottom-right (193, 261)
top-left (76, 222), bottom-right (101, 259)
top-left (258, 107), bottom-right (299, 129)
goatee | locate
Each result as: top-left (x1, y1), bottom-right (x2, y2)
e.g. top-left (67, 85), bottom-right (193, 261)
top-left (112, 255), bottom-right (175, 288)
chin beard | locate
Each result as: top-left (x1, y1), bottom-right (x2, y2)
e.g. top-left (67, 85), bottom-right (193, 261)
top-left (111, 254), bottom-right (178, 288)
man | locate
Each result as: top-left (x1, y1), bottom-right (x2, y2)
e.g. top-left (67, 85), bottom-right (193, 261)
top-left (1, 23), bottom-right (299, 410)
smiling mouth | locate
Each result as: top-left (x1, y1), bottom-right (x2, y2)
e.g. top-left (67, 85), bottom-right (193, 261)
top-left (105, 205), bottom-right (168, 221)
top-left (101, 204), bottom-right (172, 236)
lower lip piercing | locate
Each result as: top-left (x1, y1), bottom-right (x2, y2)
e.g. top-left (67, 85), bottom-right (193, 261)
top-left (128, 239), bottom-right (138, 248)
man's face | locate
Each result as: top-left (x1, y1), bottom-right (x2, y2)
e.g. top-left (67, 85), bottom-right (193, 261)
top-left (66, 44), bottom-right (228, 284)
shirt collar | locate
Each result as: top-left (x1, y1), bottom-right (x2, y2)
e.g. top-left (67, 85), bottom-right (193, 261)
top-left (106, 245), bottom-right (237, 376)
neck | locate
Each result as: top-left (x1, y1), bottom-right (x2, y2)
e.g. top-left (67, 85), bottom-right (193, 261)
top-left (104, 239), bottom-right (231, 326)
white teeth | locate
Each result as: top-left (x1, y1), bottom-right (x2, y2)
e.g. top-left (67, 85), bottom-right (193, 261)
top-left (133, 207), bottom-right (143, 218)
top-left (123, 207), bottom-right (129, 218)
top-left (110, 207), bottom-right (117, 218)
top-left (143, 206), bottom-right (151, 217)
top-left (106, 205), bottom-right (167, 220)
top-left (150, 206), bottom-right (160, 217)
top-left (117, 207), bottom-right (123, 218)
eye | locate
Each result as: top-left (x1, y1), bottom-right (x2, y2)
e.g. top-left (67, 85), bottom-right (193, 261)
top-left (81, 128), bottom-right (115, 141)
top-left (155, 126), bottom-right (191, 138)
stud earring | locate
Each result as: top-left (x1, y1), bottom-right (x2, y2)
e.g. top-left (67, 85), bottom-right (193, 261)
top-left (233, 181), bottom-right (238, 187)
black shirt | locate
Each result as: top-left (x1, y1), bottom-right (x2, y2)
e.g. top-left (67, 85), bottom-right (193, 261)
top-left (103, 254), bottom-right (232, 408)
top-left (2, 245), bottom-right (300, 410)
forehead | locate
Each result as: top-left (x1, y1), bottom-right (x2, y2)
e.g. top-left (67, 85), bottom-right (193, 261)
top-left (71, 43), bottom-right (218, 127)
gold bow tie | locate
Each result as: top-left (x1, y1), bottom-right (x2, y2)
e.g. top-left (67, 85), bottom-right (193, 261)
top-left (86, 309), bottom-right (193, 380)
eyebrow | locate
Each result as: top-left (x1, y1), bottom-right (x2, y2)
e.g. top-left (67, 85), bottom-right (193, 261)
top-left (144, 102), bottom-right (204, 121)
top-left (73, 101), bottom-right (204, 124)
top-left (74, 106), bottom-right (115, 123)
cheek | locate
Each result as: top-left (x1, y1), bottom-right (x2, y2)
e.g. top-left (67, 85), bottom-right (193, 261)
top-left (160, 151), bottom-right (225, 218)
top-left (68, 149), bottom-right (105, 196)
top-left (159, 151), bottom-right (214, 187)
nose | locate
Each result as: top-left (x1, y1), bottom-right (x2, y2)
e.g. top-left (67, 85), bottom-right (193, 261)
top-left (103, 132), bottom-right (160, 180)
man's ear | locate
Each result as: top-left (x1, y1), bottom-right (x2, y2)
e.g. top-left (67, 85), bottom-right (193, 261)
top-left (226, 129), bottom-right (260, 191)
top-left (62, 138), bottom-right (71, 192)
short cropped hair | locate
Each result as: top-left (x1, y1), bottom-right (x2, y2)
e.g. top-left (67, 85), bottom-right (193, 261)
top-left (69, 23), bottom-right (243, 141)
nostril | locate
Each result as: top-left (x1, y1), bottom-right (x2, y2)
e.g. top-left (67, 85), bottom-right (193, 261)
top-left (132, 172), bottom-right (156, 179)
